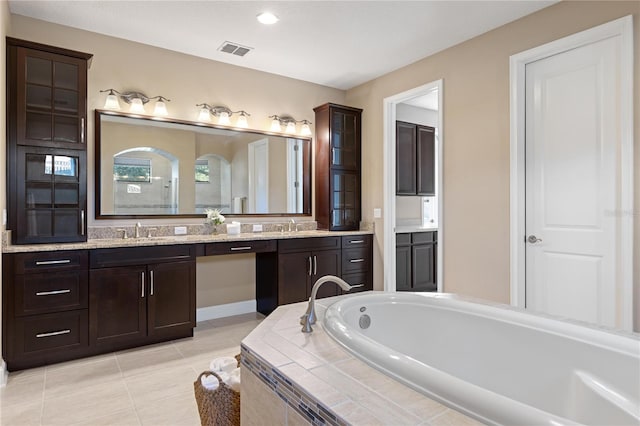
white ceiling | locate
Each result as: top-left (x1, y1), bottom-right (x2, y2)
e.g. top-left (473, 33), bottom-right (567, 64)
top-left (402, 89), bottom-right (439, 111)
top-left (8, 0), bottom-right (556, 90)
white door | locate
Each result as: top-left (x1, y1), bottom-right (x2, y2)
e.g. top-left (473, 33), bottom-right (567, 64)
top-left (248, 139), bottom-right (269, 213)
top-left (524, 36), bottom-right (621, 327)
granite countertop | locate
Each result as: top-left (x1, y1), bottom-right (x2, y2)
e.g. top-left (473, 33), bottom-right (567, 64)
top-left (241, 294), bottom-right (478, 425)
top-left (2, 229), bottom-right (374, 253)
top-left (395, 225), bottom-right (439, 233)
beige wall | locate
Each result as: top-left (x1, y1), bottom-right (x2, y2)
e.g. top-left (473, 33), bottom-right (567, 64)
top-left (0, 0), bottom-right (11, 376)
top-left (346, 1), bottom-right (640, 330)
top-left (9, 14), bottom-right (345, 226)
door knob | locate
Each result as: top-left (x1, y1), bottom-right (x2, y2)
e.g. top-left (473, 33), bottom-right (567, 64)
top-left (527, 235), bottom-right (543, 244)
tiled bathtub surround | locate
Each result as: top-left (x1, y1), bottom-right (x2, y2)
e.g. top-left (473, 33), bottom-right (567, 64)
top-left (240, 296), bottom-right (480, 425)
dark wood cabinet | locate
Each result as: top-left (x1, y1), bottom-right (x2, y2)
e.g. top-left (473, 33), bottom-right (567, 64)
top-left (277, 237), bottom-right (341, 305)
top-left (89, 245), bottom-right (196, 349)
top-left (2, 250), bottom-right (89, 370)
top-left (89, 265), bottom-right (147, 347)
top-left (396, 121), bottom-right (435, 196)
top-left (314, 103), bottom-right (363, 230)
top-left (396, 231), bottom-right (437, 292)
top-left (7, 38), bottom-right (92, 244)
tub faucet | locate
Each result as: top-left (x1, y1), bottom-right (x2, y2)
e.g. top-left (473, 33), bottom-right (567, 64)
top-left (289, 219), bottom-right (296, 232)
top-left (300, 275), bottom-right (354, 333)
top-left (134, 222), bottom-right (142, 239)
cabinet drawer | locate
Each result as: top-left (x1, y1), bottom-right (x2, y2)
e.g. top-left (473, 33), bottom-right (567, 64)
top-left (342, 272), bottom-right (371, 293)
top-left (16, 310), bottom-right (88, 355)
top-left (13, 250), bottom-right (88, 274)
top-left (15, 271), bottom-right (88, 316)
top-left (342, 248), bottom-right (371, 274)
top-left (412, 231), bottom-right (437, 244)
top-left (396, 233), bottom-right (412, 246)
top-left (278, 236), bottom-right (340, 253)
top-left (342, 235), bottom-right (371, 248)
top-left (205, 240), bottom-right (276, 256)
top-left (90, 245), bottom-right (194, 268)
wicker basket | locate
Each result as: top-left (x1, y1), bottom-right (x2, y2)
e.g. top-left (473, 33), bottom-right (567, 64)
top-left (194, 355), bottom-right (241, 426)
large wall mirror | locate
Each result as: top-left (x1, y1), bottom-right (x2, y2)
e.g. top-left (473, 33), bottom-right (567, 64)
top-left (95, 110), bottom-right (311, 219)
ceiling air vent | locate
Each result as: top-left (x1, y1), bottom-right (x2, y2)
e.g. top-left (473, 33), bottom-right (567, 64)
top-left (218, 41), bottom-right (253, 57)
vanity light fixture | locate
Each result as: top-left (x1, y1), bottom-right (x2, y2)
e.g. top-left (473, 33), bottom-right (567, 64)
top-left (269, 115), bottom-right (312, 136)
top-left (100, 89), bottom-right (171, 116)
top-left (196, 104), bottom-right (251, 127)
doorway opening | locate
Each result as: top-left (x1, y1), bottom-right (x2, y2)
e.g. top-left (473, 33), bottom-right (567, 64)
top-left (383, 80), bottom-right (444, 292)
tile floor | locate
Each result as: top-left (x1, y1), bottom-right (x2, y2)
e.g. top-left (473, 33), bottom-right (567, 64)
top-left (0, 313), bottom-right (264, 426)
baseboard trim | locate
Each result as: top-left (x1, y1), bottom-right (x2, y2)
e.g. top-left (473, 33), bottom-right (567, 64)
top-left (0, 360), bottom-right (7, 387)
top-left (196, 300), bottom-right (256, 323)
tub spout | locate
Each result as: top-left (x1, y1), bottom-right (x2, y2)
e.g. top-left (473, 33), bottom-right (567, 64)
top-left (300, 275), bottom-right (354, 333)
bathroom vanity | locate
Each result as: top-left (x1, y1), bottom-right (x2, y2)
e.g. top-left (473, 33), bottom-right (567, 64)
top-left (1, 231), bottom-right (372, 371)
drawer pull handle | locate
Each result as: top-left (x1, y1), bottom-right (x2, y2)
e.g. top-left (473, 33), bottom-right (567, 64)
top-left (36, 329), bottom-right (71, 338)
top-left (350, 259), bottom-right (365, 263)
top-left (349, 240), bottom-right (365, 244)
top-left (313, 255), bottom-right (317, 275)
top-left (36, 289), bottom-right (71, 296)
top-left (308, 257), bottom-right (312, 276)
top-left (141, 272), bottom-right (145, 298)
top-left (350, 284), bottom-right (365, 288)
top-left (35, 259), bottom-right (71, 266)
top-left (150, 270), bottom-right (154, 296)
top-left (230, 246), bottom-right (252, 251)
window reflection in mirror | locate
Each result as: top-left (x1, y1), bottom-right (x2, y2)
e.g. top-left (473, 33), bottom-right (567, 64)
top-left (96, 110), bottom-right (311, 218)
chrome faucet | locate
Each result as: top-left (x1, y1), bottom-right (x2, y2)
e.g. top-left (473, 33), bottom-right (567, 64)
top-left (300, 275), bottom-right (354, 333)
top-left (289, 218), bottom-right (296, 232)
top-left (134, 222), bottom-right (142, 239)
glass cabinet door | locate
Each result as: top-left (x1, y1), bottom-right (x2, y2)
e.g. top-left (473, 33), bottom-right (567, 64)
top-left (330, 171), bottom-right (360, 230)
top-left (17, 147), bottom-right (86, 243)
top-left (330, 109), bottom-right (359, 170)
top-left (17, 48), bottom-right (87, 149)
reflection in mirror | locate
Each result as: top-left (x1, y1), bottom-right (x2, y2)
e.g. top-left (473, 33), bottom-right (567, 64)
top-left (96, 110), bottom-right (311, 218)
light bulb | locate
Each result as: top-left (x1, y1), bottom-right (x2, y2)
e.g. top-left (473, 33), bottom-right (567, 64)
top-left (218, 111), bottom-right (230, 125)
top-left (285, 121), bottom-right (296, 134)
top-left (300, 122), bottom-right (312, 136)
top-left (271, 117), bottom-right (282, 132)
top-left (104, 93), bottom-right (120, 110)
top-left (198, 107), bottom-right (211, 122)
top-left (154, 100), bottom-right (168, 116)
top-left (129, 98), bottom-right (145, 114)
top-left (236, 114), bottom-right (249, 128)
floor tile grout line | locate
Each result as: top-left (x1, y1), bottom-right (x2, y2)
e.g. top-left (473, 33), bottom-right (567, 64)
top-left (115, 354), bottom-right (143, 426)
top-left (39, 368), bottom-right (47, 426)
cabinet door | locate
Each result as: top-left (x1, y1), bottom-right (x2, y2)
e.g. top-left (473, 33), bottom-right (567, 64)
top-left (396, 121), bottom-right (417, 195)
top-left (395, 245), bottom-right (412, 291)
top-left (147, 261), bottom-right (196, 338)
top-left (16, 47), bottom-right (87, 150)
top-left (278, 252), bottom-right (311, 305)
top-left (310, 249), bottom-right (341, 299)
top-left (417, 125), bottom-right (436, 196)
top-left (330, 171), bottom-right (360, 230)
top-left (89, 266), bottom-right (147, 347)
top-left (330, 108), bottom-right (360, 170)
top-left (412, 243), bottom-right (436, 291)
top-left (15, 146), bottom-right (87, 243)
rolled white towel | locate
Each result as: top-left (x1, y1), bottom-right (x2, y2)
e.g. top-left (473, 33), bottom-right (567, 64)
top-left (209, 356), bottom-right (237, 374)
top-left (200, 374), bottom-right (220, 391)
top-left (225, 367), bottom-right (241, 392)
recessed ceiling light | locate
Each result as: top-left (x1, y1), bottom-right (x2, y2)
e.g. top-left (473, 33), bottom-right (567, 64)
top-left (257, 12), bottom-right (279, 25)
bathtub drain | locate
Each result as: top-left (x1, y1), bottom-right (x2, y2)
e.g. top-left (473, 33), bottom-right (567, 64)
top-left (359, 314), bottom-right (371, 329)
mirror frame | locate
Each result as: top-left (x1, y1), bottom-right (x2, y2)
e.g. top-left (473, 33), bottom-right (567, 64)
top-left (94, 109), bottom-right (312, 219)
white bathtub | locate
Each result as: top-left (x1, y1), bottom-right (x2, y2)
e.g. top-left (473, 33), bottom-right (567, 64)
top-left (322, 292), bottom-right (640, 425)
